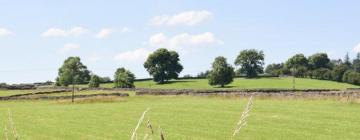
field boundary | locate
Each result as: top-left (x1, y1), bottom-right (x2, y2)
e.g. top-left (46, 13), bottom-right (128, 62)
top-left (0, 92), bottom-right (129, 100)
top-left (135, 88), bottom-right (360, 98)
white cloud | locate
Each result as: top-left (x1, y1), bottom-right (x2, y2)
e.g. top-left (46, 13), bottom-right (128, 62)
top-left (0, 28), bottom-right (15, 37)
top-left (149, 10), bottom-right (212, 26)
top-left (86, 53), bottom-right (102, 62)
top-left (95, 28), bottom-right (113, 39)
top-left (42, 26), bottom-right (88, 37)
top-left (59, 43), bottom-right (80, 53)
top-left (149, 32), bottom-right (223, 49)
top-left (354, 43), bottom-right (360, 53)
top-left (121, 27), bottom-right (131, 33)
top-left (114, 48), bottom-right (151, 62)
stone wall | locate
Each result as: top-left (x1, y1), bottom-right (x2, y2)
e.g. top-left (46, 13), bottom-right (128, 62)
top-left (135, 88), bottom-right (360, 98)
top-left (0, 92), bottom-right (129, 100)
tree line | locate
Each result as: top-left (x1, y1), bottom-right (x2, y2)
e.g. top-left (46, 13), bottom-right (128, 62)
top-left (54, 48), bottom-right (360, 88)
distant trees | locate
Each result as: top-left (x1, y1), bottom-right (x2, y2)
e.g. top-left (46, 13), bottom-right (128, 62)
top-left (234, 49), bottom-right (264, 78)
top-left (208, 56), bottom-right (235, 87)
top-left (197, 70), bottom-right (211, 78)
top-left (88, 74), bottom-right (101, 88)
top-left (114, 68), bottom-right (135, 88)
top-left (285, 54), bottom-right (308, 77)
top-left (308, 53), bottom-right (330, 70)
top-left (144, 48), bottom-right (183, 84)
top-left (265, 63), bottom-right (284, 76)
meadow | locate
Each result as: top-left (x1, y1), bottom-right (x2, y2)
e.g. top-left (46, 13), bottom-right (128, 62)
top-left (100, 77), bottom-right (360, 89)
top-left (1, 77), bottom-right (360, 140)
top-left (0, 96), bottom-right (359, 140)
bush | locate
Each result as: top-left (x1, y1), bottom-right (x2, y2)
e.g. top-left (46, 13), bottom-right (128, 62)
top-left (114, 68), bottom-right (135, 88)
top-left (88, 75), bottom-right (101, 88)
top-left (342, 70), bottom-right (360, 85)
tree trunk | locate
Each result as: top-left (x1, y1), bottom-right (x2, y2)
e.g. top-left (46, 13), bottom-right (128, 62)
top-left (221, 84), bottom-right (224, 88)
top-left (72, 77), bottom-right (75, 103)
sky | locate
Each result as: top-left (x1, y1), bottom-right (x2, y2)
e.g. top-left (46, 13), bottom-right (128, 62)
top-left (1, 0), bottom-right (360, 84)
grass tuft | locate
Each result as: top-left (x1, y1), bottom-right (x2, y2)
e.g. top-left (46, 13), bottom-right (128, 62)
top-left (231, 95), bottom-right (254, 139)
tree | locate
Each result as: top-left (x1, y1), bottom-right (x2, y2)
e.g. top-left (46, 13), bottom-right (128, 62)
top-left (353, 53), bottom-right (360, 72)
top-left (88, 74), bottom-right (101, 88)
top-left (308, 53), bottom-right (330, 70)
top-left (114, 68), bottom-right (135, 88)
top-left (234, 49), bottom-right (264, 78)
top-left (344, 52), bottom-right (352, 67)
top-left (265, 63), bottom-right (284, 76)
top-left (144, 48), bottom-right (183, 84)
top-left (285, 54), bottom-right (308, 77)
top-left (332, 64), bottom-right (350, 82)
top-left (197, 70), bottom-right (211, 78)
top-left (56, 57), bottom-right (90, 102)
top-left (100, 76), bottom-right (112, 83)
top-left (208, 56), bottom-right (235, 87)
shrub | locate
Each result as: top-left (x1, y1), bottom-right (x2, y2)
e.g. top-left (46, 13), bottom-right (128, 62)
top-left (88, 75), bottom-right (101, 88)
top-left (114, 68), bottom-right (135, 88)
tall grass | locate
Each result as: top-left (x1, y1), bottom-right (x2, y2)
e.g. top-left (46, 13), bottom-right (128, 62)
top-left (231, 95), bottom-right (254, 139)
top-left (3, 109), bottom-right (19, 140)
top-left (131, 108), bottom-right (150, 140)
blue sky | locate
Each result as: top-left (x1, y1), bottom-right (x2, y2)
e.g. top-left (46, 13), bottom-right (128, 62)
top-left (1, 0), bottom-right (360, 83)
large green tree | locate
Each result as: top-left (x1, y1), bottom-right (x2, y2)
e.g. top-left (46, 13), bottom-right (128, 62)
top-left (208, 56), bottom-right (235, 87)
top-left (56, 56), bottom-right (90, 102)
top-left (285, 54), bottom-right (308, 77)
top-left (234, 49), bottom-right (265, 78)
top-left (56, 57), bottom-right (90, 86)
top-left (265, 63), bottom-right (284, 76)
top-left (308, 53), bottom-right (330, 70)
top-left (352, 53), bottom-right (360, 72)
top-left (114, 68), bottom-right (135, 88)
top-left (144, 48), bottom-right (183, 84)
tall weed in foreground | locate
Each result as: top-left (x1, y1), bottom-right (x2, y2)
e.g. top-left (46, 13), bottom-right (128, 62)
top-left (231, 95), bottom-right (254, 140)
top-left (3, 109), bottom-right (19, 140)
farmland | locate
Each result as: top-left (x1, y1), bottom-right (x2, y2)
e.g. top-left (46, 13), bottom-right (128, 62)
top-left (0, 96), bottom-right (359, 140)
top-left (98, 77), bottom-right (360, 89)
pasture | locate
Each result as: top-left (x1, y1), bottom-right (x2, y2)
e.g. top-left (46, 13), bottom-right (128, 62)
top-left (0, 96), bottom-right (359, 140)
top-left (100, 77), bottom-right (360, 89)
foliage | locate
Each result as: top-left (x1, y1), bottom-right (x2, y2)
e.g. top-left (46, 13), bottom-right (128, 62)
top-left (342, 70), bottom-right (360, 85)
top-left (308, 53), bottom-right (330, 70)
top-left (234, 49), bottom-right (264, 78)
top-left (311, 68), bottom-right (332, 80)
top-left (56, 57), bottom-right (90, 86)
top-left (100, 77), bottom-right (112, 83)
top-left (88, 75), bottom-right (101, 88)
top-left (265, 63), bottom-right (284, 76)
top-left (285, 54), bottom-right (308, 69)
top-left (197, 70), bottom-right (211, 78)
top-left (352, 53), bottom-right (360, 72)
top-left (114, 68), bottom-right (135, 88)
top-left (144, 48), bottom-right (183, 84)
top-left (208, 56), bottom-right (235, 87)
top-left (331, 64), bottom-right (350, 82)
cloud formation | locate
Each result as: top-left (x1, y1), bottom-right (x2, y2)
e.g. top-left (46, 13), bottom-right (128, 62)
top-left (354, 43), bottom-right (360, 53)
top-left (149, 10), bottom-right (212, 26)
top-left (95, 28), bottom-right (113, 39)
top-left (59, 43), bottom-right (80, 53)
top-left (114, 48), bottom-right (151, 62)
top-left (42, 27), bottom-right (88, 37)
top-left (0, 28), bottom-right (15, 37)
top-left (149, 32), bottom-right (223, 49)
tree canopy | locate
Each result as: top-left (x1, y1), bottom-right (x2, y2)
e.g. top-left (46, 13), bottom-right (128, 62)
top-left (234, 49), bottom-right (264, 78)
top-left (114, 67), bottom-right (135, 88)
top-left (88, 74), bottom-right (101, 88)
top-left (208, 56), bottom-right (234, 87)
top-left (144, 48), bottom-right (183, 84)
top-left (56, 57), bottom-right (90, 86)
top-left (308, 53), bottom-right (330, 70)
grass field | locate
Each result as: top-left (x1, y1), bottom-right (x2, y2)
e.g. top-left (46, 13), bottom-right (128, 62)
top-left (99, 77), bottom-right (360, 89)
top-left (0, 96), bottom-right (359, 140)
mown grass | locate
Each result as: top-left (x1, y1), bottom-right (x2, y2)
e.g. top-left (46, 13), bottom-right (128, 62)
top-left (0, 96), bottom-right (359, 140)
top-left (99, 77), bottom-right (360, 89)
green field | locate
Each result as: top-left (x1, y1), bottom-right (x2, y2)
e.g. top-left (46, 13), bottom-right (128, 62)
top-left (99, 77), bottom-right (360, 89)
top-left (0, 96), bottom-right (359, 140)
top-left (1, 78), bottom-right (359, 139)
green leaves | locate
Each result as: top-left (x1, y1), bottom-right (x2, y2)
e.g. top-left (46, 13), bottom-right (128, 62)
top-left (114, 67), bottom-right (135, 88)
top-left (208, 56), bottom-right (234, 87)
top-left (234, 49), bottom-right (264, 78)
top-left (144, 48), bottom-right (183, 84)
top-left (56, 57), bottom-right (90, 86)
